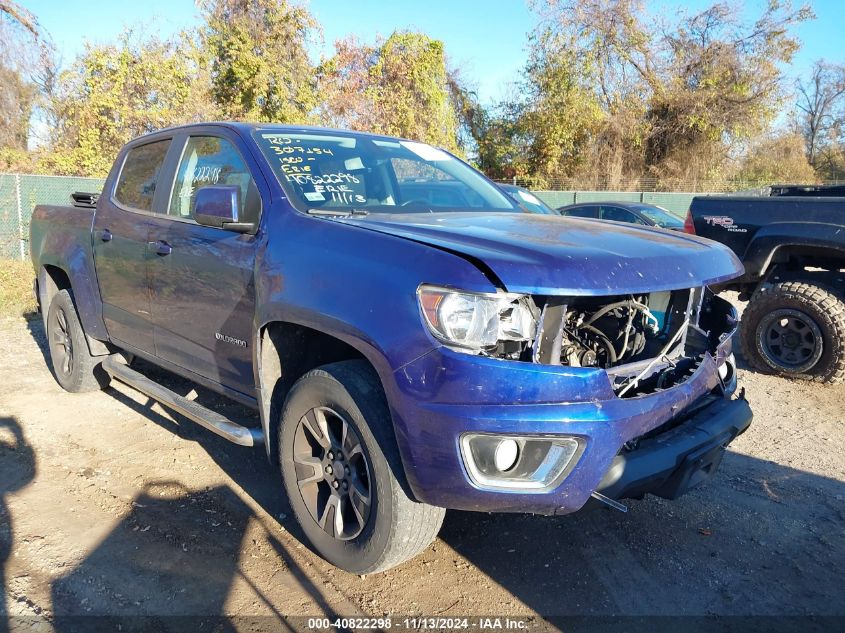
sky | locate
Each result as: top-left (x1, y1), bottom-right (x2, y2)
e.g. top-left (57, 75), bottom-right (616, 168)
top-left (22, 0), bottom-right (845, 105)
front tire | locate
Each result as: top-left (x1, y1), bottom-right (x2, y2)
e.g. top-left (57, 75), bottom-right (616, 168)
top-left (740, 280), bottom-right (845, 384)
top-left (46, 289), bottom-right (109, 393)
top-left (279, 360), bottom-right (444, 573)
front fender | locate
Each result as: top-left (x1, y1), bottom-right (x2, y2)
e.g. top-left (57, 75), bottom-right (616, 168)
top-left (250, 205), bottom-right (498, 460)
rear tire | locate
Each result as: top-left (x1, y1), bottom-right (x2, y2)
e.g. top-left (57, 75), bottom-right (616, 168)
top-left (279, 360), bottom-right (444, 573)
top-left (46, 289), bottom-right (110, 393)
top-left (740, 280), bottom-right (845, 384)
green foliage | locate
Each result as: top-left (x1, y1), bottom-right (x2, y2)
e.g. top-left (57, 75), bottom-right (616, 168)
top-left (517, 31), bottom-right (604, 182)
top-left (0, 258), bottom-right (36, 318)
top-left (367, 32), bottom-right (460, 151)
top-left (735, 133), bottom-right (818, 186)
top-left (0, 64), bottom-right (35, 149)
top-left (319, 31), bottom-right (462, 152)
top-left (202, 0), bottom-right (319, 123)
top-left (468, 0), bottom-right (816, 188)
top-left (0, 0), bottom-right (834, 191)
top-left (0, 146), bottom-right (35, 172)
top-left (49, 30), bottom-right (215, 177)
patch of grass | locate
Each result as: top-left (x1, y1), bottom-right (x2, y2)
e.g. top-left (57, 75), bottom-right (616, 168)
top-left (0, 258), bottom-right (37, 318)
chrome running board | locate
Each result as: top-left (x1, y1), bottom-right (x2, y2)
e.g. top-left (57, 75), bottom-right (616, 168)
top-left (101, 357), bottom-right (263, 448)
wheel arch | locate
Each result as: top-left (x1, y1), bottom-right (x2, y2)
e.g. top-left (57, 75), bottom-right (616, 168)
top-left (39, 264), bottom-right (110, 356)
top-left (254, 319), bottom-right (391, 463)
top-left (744, 224), bottom-right (845, 281)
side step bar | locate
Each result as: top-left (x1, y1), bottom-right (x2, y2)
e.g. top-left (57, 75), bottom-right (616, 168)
top-left (101, 357), bottom-right (264, 447)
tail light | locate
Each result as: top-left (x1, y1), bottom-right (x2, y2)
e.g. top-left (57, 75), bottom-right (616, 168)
top-left (683, 209), bottom-right (696, 234)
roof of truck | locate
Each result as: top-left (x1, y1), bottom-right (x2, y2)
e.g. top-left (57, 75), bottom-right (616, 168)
top-left (136, 121), bottom-right (414, 144)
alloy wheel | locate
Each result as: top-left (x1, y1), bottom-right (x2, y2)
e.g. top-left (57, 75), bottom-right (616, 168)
top-left (292, 406), bottom-right (372, 540)
top-left (50, 307), bottom-right (74, 376)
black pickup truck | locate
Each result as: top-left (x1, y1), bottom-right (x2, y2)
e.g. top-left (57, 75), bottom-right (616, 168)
top-left (687, 185), bottom-right (845, 384)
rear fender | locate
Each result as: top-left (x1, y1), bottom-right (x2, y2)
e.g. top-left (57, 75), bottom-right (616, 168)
top-left (35, 238), bottom-right (109, 354)
top-left (743, 222), bottom-right (845, 279)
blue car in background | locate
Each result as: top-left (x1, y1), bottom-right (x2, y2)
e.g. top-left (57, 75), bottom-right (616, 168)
top-left (559, 201), bottom-right (686, 230)
top-left (29, 123), bottom-right (751, 573)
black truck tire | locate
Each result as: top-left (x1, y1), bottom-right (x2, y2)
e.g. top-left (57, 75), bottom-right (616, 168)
top-left (46, 289), bottom-right (110, 393)
top-left (278, 360), bottom-right (445, 574)
top-left (740, 280), bottom-right (845, 384)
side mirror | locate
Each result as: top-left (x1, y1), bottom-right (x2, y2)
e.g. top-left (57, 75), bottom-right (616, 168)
top-left (194, 185), bottom-right (255, 233)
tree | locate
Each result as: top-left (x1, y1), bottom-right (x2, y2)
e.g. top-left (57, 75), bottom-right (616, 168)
top-left (735, 133), bottom-right (818, 186)
top-left (49, 30), bottom-right (216, 176)
top-left (796, 61), bottom-right (845, 169)
top-left (477, 0), bottom-right (813, 188)
top-left (0, 1), bottom-right (37, 36)
top-left (514, 29), bottom-right (604, 185)
top-left (316, 36), bottom-right (377, 131)
top-left (0, 0), bottom-right (54, 151)
top-left (318, 31), bottom-right (462, 152)
top-left (201, 0), bottom-right (319, 123)
top-left (0, 47), bottom-right (36, 149)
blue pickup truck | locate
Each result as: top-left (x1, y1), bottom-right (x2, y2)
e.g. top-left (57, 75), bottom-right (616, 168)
top-left (30, 122), bottom-right (752, 573)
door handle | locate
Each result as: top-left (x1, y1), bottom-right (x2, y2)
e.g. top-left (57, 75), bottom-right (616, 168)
top-left (99, 229), bottom-right (112, 242)
top-left (148, 240), bottom-right (172, 256)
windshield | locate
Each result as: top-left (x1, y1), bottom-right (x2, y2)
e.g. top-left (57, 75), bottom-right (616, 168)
top-left (636, 205), bottom-right (684, 228)
top-left (253, 130), bottom-right (518, 215)
top-left (500, 185), bottom-right (554, 215)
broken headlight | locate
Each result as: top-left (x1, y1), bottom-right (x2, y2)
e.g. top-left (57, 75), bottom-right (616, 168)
top-left (417, 285), bottom-right (537, 353)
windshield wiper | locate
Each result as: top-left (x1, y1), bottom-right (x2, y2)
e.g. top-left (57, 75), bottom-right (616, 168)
top-left (306, 208), bottom-right (369, 217)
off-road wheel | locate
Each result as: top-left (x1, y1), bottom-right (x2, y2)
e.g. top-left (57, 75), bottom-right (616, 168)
top-left (279, 360), bottom-right (445, 573)
top-left (46, 289), bottom-right (110, 392)
top-left (740, 280), bottom-right (845, 384)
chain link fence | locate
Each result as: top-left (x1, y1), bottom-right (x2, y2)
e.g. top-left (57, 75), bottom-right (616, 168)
top-left (0, 174), bottom-right (106, 260)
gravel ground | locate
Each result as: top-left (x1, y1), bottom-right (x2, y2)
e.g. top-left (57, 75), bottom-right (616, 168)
top-left (1, 296), bottom-right (844, 629)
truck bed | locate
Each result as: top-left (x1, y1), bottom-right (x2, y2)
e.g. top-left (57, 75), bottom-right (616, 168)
top-left (29, 203), bottom-right (106, 341)
top-left (688, 195), bottom-right (845, 287)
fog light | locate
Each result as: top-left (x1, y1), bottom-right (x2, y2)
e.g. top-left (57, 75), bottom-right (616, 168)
top-left (718, 358), bottom-right (730, 381)
top-left (494, 439), bottom-right (519, 472)
top-left (717, 352), bottom-right (737, 394)
top-left (460, 433), bottom-right (583, 492)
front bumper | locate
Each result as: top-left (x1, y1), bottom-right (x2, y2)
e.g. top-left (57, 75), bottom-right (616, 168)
top-left (590, 394), bottom-right (752, 505)
top-left (387, 330), bottom-right (746, 515)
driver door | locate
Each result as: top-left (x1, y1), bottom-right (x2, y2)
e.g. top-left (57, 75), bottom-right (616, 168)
top-left (149, 133), bottom-right (261, 395)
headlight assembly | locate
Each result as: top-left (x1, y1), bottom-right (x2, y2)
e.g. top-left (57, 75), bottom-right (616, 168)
top-left (417, 285), bottom-right (538, 353)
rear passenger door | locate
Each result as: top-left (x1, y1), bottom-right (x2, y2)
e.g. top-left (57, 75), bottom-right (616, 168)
top-left (93, 137), bottom-right (174, 354)
top-left (149, 132), bottom-right (262, 395)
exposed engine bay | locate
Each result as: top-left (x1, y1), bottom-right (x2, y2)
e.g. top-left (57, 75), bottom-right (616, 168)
top-left (557, 294), bottom-right (677, 368)
top-left (487, 287), bottom-right (735, 398)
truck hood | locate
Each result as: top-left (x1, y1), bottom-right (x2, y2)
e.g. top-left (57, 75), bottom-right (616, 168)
top-left (338, 212), bottom-right (744, 295)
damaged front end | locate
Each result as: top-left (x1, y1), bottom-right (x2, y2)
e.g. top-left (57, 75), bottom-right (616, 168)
top-left (419, 284), bottom-right (738, 398)
top-left (402, 283), bottom-right (747, 514)
top-left (533, 288), bottom-right (737, 397)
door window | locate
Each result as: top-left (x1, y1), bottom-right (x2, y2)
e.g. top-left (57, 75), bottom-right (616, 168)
top-left (564, 206), bottom-right (598, 218)
top-left (601, 206), bottom-right (645, 224)
top-left (168, 136), bottom-right (256, 221)
top-left (114, 140), bottom-right (171, 211)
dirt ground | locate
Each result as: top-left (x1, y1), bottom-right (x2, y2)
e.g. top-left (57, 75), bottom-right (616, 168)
top-left (1, 295), bottom-right (844, 629)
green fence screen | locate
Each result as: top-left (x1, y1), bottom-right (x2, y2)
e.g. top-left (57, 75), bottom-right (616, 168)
top-left (533, 191), bottom-right (701, 217)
